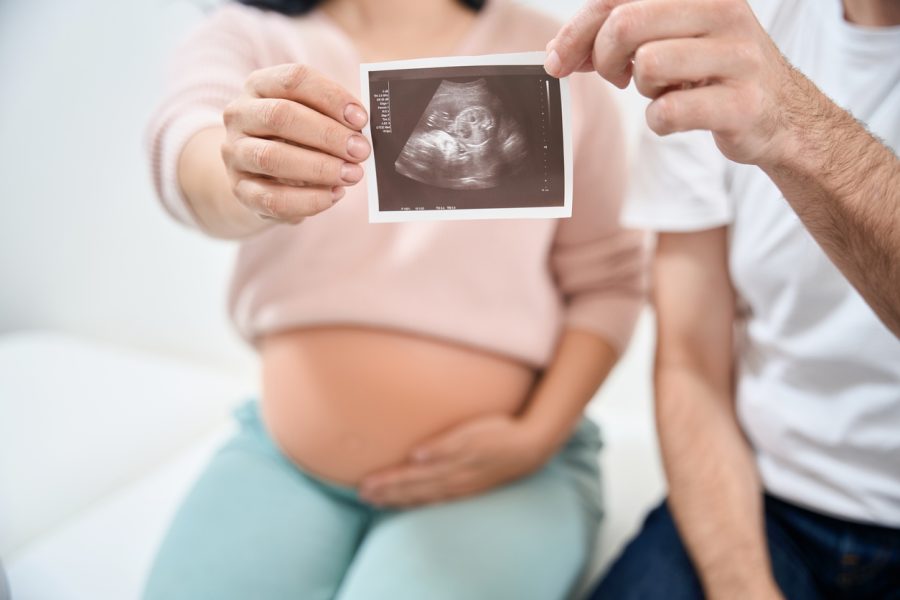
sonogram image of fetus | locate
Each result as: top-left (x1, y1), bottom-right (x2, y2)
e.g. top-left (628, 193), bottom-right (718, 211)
top-left (394, 79), bottom-right (527, 190)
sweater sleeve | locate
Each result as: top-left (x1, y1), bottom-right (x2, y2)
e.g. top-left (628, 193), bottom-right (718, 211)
top-left (145, 5), bottom-right (263, 228)
top-left (550, 74), bottom-right (648, 354)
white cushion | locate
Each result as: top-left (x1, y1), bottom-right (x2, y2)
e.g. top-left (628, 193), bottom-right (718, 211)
top-left (0, 332), bottom-right (251, 557)
top-left (7, 425), bottom-right (234, 600)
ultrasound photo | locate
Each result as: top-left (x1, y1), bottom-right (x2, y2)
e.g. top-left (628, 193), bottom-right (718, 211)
top-left (361, 53), bottom-right (572, 223)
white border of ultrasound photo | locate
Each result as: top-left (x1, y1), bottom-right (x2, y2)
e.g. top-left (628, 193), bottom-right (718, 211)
top-left (360, 52), bottom-right (573, 223)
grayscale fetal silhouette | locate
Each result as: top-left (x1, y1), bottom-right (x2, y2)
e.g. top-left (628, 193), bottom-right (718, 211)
top-left (394, 79), bottom-right (527, 190)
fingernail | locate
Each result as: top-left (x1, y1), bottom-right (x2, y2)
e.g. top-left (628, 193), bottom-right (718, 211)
top-left (347, 134), bottom-right (370, 159)
top-left (544, 49), bottom-right (561, 77)
top-left (340, 163), bottom-right (363, 184)
top-left (344, 104), bottom-right (367, 129)
top-left (331, 186), bottom-right (345, 202)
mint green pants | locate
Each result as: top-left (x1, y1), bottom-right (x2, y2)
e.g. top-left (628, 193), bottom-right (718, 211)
top-left (143, 401), bottom-right (603, 600)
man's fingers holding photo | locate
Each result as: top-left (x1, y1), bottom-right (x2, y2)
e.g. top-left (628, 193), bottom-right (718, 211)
top-left (545, 0), bottom-right (763, 84)
top-left (631, 38), bottom-right (754, 99)
top-left (548, 0), bottom-right (798, 165)
top-left (589, 0), bottom-right (728, 88)
top-left (544, 0), bottom-right (636, 79)
top-left (645, 84), bottom-right (741, 137)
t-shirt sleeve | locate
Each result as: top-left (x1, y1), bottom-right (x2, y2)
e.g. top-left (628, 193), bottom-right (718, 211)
top-left (550, 74), bottom-right (648, 354)
top-left (621, 127), bottom-right (733, 232)
top-left (145, 5), bottom-right (262, 228)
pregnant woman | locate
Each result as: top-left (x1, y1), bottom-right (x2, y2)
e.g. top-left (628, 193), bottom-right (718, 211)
top-left (143, 0), bottom-right (645, 598)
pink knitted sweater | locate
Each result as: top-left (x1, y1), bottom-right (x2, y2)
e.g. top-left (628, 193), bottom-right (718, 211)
top-left (147, 0), bottom-right (646, 366)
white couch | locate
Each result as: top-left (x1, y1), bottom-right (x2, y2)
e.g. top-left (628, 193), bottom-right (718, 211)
top-left (0, 0), bottom-right (663, 597)
top-left (1, 320), bottom-right (663, 600)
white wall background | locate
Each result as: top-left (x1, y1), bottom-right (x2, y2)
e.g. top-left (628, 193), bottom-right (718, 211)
top-left (0, 0), bottom-right (248, 374)
top-left (0, 0), bottom-right (646, 377)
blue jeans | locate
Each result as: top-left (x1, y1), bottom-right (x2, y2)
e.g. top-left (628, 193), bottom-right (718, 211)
top-left (144, 401), bottom-right (604, 600)
top-left (591, 495), bottom-right (900, 599)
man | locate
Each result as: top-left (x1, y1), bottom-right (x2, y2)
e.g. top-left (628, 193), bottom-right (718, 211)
top-left (545, 0), bottom-right (900, 598)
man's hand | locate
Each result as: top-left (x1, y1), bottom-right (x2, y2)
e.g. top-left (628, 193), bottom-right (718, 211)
top-left (545, 0), bottom-right (812, 167)
top-left (358, 415), bottom-right (549, 507)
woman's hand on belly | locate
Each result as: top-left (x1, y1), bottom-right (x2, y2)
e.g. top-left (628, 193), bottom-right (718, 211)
top-left (357, 413), bottom-right (551, 507)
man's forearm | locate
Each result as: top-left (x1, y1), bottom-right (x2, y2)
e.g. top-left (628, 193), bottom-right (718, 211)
top-left (656, 365), bottom-right (779, 599)
top-left (761, 73), bottom-right (900, 336)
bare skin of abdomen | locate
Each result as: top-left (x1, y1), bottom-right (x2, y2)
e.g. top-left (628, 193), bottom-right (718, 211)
top-left (260, 327), bottom-right (537, 485)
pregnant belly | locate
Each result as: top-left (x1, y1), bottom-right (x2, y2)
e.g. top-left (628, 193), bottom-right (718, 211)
top-left (260, 327), bottom-right (536, 485)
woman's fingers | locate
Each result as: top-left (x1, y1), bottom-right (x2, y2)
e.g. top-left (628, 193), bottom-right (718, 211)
top-left (362, 462), bottom-right (453, 495)
top-left (220, 64), bottom-right (368, 225)
top-left (362, 466), bottom-right (474, 507)
top-left (245, 63), bottom-right (368, 130)
top-left (632, 38), bottom-right (756, 99)
top-left (226, 98), bottom-right (370, 163)
top-left (227, 137), bottom-right (364, 187)
top-left (232, 176), bottom-right (344, 223)
top-left (412, 430), bottom-right (470, 464)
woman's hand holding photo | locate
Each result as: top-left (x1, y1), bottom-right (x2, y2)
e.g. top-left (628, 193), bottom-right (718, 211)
top-left (222, 63), bottom-right (371, 223)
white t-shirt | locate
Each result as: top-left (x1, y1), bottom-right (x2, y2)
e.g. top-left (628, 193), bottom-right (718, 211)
top-left (624, 0), bottom-right (900, 526)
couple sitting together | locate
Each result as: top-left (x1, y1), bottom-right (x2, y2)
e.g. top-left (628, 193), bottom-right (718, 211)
top-left (143, 0), bottom-right (900, 597)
